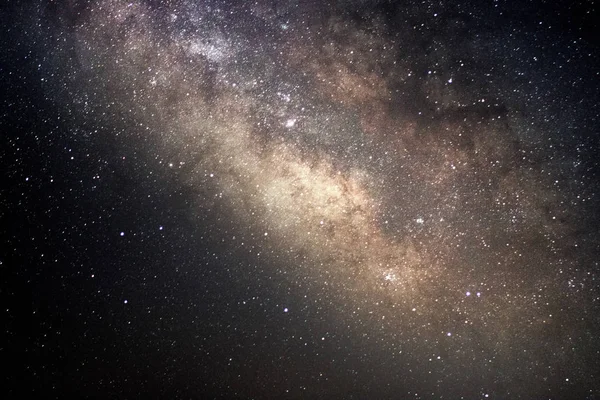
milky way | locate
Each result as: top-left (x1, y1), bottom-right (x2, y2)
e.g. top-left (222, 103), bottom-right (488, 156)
top-left (4, 0), bottom-right (600, 398)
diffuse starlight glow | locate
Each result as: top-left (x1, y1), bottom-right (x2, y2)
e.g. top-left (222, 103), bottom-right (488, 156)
top-left (64, 0), bottom-right (544, 325)
top-left (42, 0), bottom-right (598, 396)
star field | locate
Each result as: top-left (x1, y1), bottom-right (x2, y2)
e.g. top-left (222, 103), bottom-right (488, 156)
top-left (2, 1), bottom-right (600, 399)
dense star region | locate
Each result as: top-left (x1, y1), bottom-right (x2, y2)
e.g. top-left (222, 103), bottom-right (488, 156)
top-left (2, 0), bottom-right (599, 399)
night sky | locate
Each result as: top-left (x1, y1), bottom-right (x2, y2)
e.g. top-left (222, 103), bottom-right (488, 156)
top-left (2, 1), bottom-right (600, 398)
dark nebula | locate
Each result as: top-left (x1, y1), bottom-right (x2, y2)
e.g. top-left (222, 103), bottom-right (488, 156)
top-left (2, 1), bottom-right (599, 399)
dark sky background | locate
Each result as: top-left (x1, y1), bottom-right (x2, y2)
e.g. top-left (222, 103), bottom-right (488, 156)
top-left (2, 0), bottom-right (599, 399)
